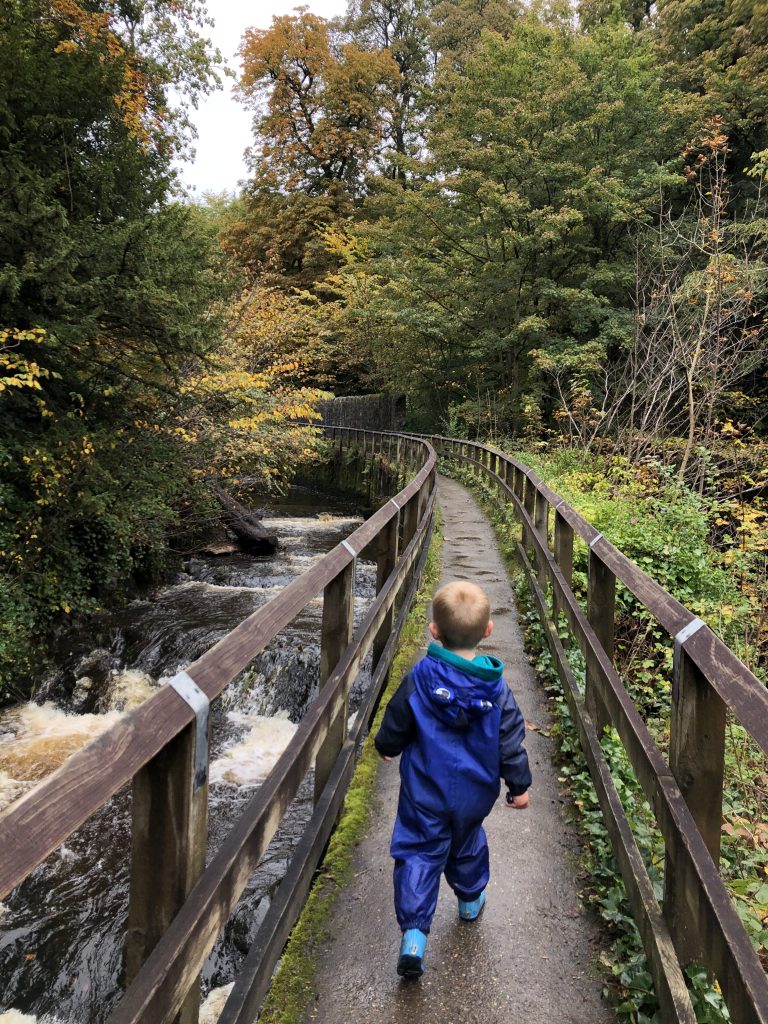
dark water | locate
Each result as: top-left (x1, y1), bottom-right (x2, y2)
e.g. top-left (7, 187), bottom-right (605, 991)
top-left (0, 486), bottom-right (376, 1023)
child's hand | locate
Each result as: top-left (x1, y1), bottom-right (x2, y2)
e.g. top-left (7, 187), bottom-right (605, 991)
top-left (380, 754), bottom-right (393, 762)
top-left (506, 791), bottom-right (529, 809)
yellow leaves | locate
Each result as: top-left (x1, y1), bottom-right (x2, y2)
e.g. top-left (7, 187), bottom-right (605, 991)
top-left (1, 327), bottom-right (51, 399)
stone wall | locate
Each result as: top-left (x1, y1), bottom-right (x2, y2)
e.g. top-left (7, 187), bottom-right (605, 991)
top-left (318, 393), bottom-right (405, 431)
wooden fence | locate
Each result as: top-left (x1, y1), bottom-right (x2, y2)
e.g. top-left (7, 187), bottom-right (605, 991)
top-left (0, 427), bottom-right (437, 1024)
top-left (428, 434), bottom-right (768, 1024)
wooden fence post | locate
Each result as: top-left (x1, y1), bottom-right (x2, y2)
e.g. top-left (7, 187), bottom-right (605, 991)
top-left (586, 542), bottom-right (613, 733)
top-left (533, 490), bottom-right (549, 588)
top-left (402, 492), bottom-right (419, 548)
top-left (553, 506), bottom-right (573, 628)
top-left (522, 475), bottom-right (535, 552)
top-left (372, 511), bottom-right (400, 671)
top-left (513, 466), bottom-right (524, 502)
top-left (664, 626), bottom-right (726, 965)
top-left (315, 560), bottom-right (355, 803)
top-left (126, 685), bottom-right (209, 1024)
top-left (503, 459), bottom-right (512, 496)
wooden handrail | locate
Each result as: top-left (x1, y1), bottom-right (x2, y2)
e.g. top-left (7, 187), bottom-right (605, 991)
top-left (431, 434), bottom-right (768, 1024)
top-left (0, 427), bottom-right (437, 1024)
top-left (110, 487), bottom-right (437, 1024)
top-left (0, 429), bottom-right (435, 900)
top-left (420, 435), bottom-right (768, 754)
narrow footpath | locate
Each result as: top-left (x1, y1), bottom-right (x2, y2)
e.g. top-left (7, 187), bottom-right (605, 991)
top-left (305, 475), bottom-right (613, 1024)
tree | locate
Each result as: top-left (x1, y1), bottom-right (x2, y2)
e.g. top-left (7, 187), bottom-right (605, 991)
top-left (238, 9), bottom-right (398, 196)
top-left (0, 3), bottom-right (324, 695)
top-left (652, 0), bottom-right (768, 186)
top-left (231, 8), bottom-right (400, 301)
top-left (429, 0), bottom-right (522, 62)
top-left (345, 0), bottom-right (434, 173)
top-left (561, 121), bottom-right (768, 483)
top-left (331, 15), bottom-right (686, 432)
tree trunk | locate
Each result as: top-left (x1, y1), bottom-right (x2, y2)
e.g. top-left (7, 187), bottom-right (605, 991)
top-left (211, 485), bottom-right (278, 555)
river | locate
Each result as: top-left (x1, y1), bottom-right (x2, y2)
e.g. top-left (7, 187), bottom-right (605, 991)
top-left (0, 485), bottom-right (376, 1023)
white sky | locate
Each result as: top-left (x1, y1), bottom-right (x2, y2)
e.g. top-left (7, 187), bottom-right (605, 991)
top-left (177, 1), bottom-right (348, 196)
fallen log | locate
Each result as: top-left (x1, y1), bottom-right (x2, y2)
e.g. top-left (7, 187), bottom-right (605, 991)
top-left (211, 485), bottom-right (279, 555)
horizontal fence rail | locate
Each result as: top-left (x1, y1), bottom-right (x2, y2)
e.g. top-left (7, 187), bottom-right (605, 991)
top-left (0, 427), bottom-right (437, 1024)
top-left (427, 433), bottom-right (768, 1024)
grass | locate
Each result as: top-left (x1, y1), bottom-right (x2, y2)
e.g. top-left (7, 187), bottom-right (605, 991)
top-left (257, 511), bottom-right (443, 1024)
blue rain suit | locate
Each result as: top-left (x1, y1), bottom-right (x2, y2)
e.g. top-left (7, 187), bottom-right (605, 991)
top-left (374, 643), bottom-right (531, 934)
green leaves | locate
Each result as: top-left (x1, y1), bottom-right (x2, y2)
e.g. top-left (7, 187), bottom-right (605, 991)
top-left (331, 14), bottom-right (683, 433)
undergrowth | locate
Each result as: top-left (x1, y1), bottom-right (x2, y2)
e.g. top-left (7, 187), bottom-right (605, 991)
top-left (506, 446), bottom-right (768, 963)
top-left (257, 512), bottom-right (443, 1024)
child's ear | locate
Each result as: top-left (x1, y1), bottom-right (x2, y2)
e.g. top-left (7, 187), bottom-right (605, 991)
top-left (483, 620), bottom-right (494, 640)
top-left (429, 622), bottom-right (440, 641)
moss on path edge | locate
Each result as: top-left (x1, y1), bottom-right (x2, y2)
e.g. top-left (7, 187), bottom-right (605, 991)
top-left (257, 513), bottom-right (443, 1024)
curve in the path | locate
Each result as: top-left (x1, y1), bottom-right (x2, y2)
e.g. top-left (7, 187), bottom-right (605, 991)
top-left (305, 475), bottom-right (613, 1024)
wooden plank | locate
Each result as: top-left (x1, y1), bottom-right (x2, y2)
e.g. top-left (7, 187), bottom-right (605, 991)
top-left (586, 542), bottom-right (614, 734)
top-left (372, 511), bottom-right (400, 671)
top-left (126, 720), bottom-right (208, 1024)
top-left (665, 646), bottom-right (726, 965)
top-left (217, 739), bottom-right (357, 1024)
top-left (518, 544), bottom-right (696, 1024)
top-left (656, 778), bottom-right (768, 1024)
top-left (533, 491), bottom-right (549, 588)
top-left (402, 493), bottom-right (419, 548)
top-left (315, 561), bottom-right (356, 803)
top-left (553, 508), bottom-right (573, 628)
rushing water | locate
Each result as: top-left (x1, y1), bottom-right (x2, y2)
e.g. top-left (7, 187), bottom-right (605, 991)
top-left (0, 487), bottom-right (376, 1023)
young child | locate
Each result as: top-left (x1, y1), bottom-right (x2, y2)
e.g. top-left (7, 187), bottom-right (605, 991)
top-left (374, 580), bottom-right (531, 978)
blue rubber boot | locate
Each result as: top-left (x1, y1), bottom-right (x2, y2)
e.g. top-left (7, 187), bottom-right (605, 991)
top-left (397, 928), bottom-right (427, 977)
top-left (458, 889), bottom-right (486, 921)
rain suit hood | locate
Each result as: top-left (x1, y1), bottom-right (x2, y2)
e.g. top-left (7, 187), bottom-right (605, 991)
top-left (393, 643), bottom-right (508, 827)
top-left (411, 643), bottom-right (506, 731)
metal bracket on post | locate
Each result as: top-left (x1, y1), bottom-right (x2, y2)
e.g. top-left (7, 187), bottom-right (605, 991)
top-left (673, 618), bottom-right (705, 701)
top-left (341, 539), bottom-right (357, 559)
top-left (168, 671), bottom-right (210, 791)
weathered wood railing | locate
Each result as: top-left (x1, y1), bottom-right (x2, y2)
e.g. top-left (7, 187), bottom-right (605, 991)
top-left (428, 434), bottom-right (768, 1024)
top-left (0, 426), bottom-right (436, 1024)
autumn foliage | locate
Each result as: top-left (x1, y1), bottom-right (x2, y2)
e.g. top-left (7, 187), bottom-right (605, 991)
top-left (238, 8), bottom-right (398, 193)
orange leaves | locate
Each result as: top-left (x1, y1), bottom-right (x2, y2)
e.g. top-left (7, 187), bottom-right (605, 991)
top-left (237, 8), bottom-right (398, 189)
top-left (47, 0), bottom-right (202, 147)
top-left (172, 283), bottom-right (327, 493)
top-left (49, 0), bottom-right (150, 141)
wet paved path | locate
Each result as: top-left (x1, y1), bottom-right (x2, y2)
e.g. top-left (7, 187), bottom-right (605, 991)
top-left (304, 476), bottom-right (613, 1024)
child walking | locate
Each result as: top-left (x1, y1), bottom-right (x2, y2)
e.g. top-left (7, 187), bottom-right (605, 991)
top-left (374, 580), bottom-right (531, 978)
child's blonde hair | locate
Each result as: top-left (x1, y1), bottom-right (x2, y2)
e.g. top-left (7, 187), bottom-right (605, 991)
top-left (432, 581), bottom-right (490, 650)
